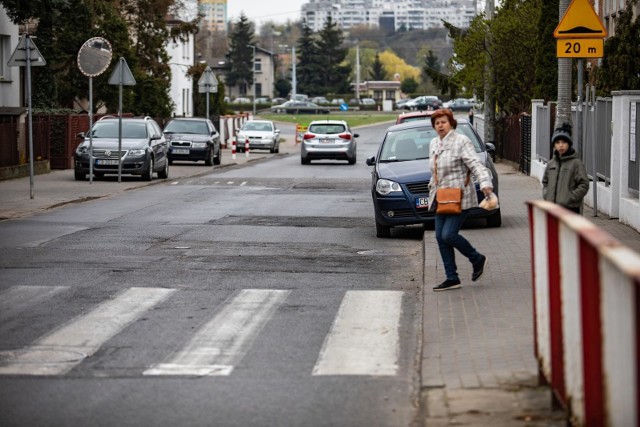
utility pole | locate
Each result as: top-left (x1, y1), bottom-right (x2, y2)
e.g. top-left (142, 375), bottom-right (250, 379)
top-left (556, 0), bottom-right (573, 130)
top-left (291, 46), bottom-right (297, 99)
top-left (247, 45), bottom-right (256, 116)
top-left (483, 0), bottom-right (495, 150)
top-left (355, 44), bottom-right (360, 103)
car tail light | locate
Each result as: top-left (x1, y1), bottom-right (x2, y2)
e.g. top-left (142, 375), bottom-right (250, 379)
top-left (303, 133), bottom-right (315, 140)
top-left (338, 133), bottom-right (352, 140)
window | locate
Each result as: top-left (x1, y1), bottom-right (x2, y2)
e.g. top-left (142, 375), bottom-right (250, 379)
top-left (255, 58), bottom-right (262, 73)
top-left (0, 35), bottom-right (10, 81)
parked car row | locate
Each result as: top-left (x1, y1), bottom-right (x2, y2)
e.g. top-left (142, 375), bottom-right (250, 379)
top-left (74, 116), bottom-right (228, 181)
top-left (396, 96), bottom-right (477, 112)
top-left (270, 100), bottom-right (330, 114)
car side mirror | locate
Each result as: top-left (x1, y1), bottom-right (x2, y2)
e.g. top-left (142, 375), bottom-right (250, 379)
top-left (77, 132), bottom-right (86, 139)
top-left (353, 133), bottom-right (360, 138)
top-left (150, 134), bottom-right (161, 141)
top-left (366, 156), bottom-right (376, 166)
top-left (485, 142), bottom-right (496, 154)
top-left (235, 127), bottom-right (240, 133)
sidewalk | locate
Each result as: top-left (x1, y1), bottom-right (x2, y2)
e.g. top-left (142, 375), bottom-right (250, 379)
top-left (0, 141), bottom-right (300, 222)
top-left (421, 162), bottom-right (640, 426)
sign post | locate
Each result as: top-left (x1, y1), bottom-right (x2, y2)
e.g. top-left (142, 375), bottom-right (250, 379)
top-left (108, 58), bottom-right (137, 183)
top-left (198, 65), bottom-right (218, 120)
top-left (77, 37), bottom-right (113, 184)
top-left (8, 34), bottom-right (46, 199)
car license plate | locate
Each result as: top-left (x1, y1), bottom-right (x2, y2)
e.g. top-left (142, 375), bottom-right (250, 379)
top-left (320, 139), bottom-right (332, 143)
top-left (415, 197), bottom-right (429, 209)
top-left (96, 159), bottom-right (119, 166)
top-left (172, 148), bottom-right (190, 155)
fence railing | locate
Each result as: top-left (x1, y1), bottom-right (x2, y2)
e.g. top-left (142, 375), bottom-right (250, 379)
top-left (527, 199), bottom-right (640, 426)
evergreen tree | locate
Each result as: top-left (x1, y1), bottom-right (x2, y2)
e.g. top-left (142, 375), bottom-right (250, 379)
top-left (316, 17), bottom-right (352, 94)
top-left (296, 24), bottom-right (323, 95)
top-left (421, 50), bottom-right (441, 90)
top-left (597, 0), bottom-right (640, 93)
top-left (369, 53), bottom-right (388, 80)
top-left (226, 13), bottom-right (256, 94)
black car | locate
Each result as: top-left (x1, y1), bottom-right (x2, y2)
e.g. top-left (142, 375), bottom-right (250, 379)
top-left (365, 120), bottom-right (501, 237)
top-left (74, 116), bottom-right (169, 181)
top-left (163, 118), bottom-right (221, 166)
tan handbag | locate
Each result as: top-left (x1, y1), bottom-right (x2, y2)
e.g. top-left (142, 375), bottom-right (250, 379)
top-left (433, 154), bottom-right (470, 215)
top-left (436, 187), bottom-right (463, 214)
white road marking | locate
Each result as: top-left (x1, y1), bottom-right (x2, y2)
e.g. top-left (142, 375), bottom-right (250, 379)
top-left (144, 289), bottom-right (290, 376)
top-left (0, 286), bottom-right (68, 319)
top-left (312, 290), bottom-right (403, 376)
top-left (0, 287), bottom-right (175, 376)
top-left (240, 181), bottom-right (247, 186)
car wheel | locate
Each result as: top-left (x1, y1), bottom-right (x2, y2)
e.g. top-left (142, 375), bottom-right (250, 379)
top-left (275, 143), bottom-right (280, 154)
top-left (486, 209), bottom-right (502, 227)
top-left (348, 154), bottom-right (356, 165)
top-left (168, 159), bottom-right (174, 165)
top-left (301, 157), bottom-right (310, 165)
top-left (375, 219), bottom-right (391, 238)
top-left (205, 147), bottom-right (214, 166)
top-left (74, 170), bottom-right (85, 181)
top-left (158, 158), bottom-right (169, 179)
top-left (214, 145), bottom-right (221, 165)
top-left (142, 157), bottom-right (154, 181)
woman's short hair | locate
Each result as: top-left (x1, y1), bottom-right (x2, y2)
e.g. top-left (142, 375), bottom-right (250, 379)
top-left (430, 109), bottom-right (457, 129)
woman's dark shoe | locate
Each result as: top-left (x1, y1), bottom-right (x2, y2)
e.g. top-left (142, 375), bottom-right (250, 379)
top-left (472, 255), bottom-right (487, 282)
top-left (433, 279), bottom-right (461, 291)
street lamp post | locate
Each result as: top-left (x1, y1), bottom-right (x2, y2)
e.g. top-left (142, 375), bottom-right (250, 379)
top-left (247, 44), bottom-right (256, 116)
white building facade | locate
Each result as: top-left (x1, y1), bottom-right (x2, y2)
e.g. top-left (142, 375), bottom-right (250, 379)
top-left (167, 20), bottom-right (196, 118)
top-left (301, 0), bottom-right (478, 32)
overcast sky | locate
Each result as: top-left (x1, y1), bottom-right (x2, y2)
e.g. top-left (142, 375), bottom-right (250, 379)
top-left (226, 0), bottom-right (305, 28)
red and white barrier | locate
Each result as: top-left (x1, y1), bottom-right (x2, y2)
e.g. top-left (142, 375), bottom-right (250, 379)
top-left (231, 138), bottom-right (236, 160)
top-left (244, 138), bottom-right (249, 158)
top-left (527, 200), bottom-right (640, 426)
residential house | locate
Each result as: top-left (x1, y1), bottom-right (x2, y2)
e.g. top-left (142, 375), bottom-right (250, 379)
top-left (225, 46), bottom-right (275, 101)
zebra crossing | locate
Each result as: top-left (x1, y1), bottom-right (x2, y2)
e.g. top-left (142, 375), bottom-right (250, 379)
top-left (0, 286), bottom-right (405, 378)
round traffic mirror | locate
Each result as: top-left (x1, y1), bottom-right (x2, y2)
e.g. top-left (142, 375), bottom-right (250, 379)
top-left (77, 37), bottom-right (112, 77)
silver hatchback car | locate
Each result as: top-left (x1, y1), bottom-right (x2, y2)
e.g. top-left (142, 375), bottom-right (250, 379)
top-left (300, 120), bottom-right (358, 165)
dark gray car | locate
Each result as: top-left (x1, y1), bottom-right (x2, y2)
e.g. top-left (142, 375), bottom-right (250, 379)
top-left (74, 116), bottom-right (169, 181)
top-left (163, 117), bottom-right (221, 166)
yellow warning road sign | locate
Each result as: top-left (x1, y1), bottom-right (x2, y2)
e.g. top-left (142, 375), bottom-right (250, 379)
top-left (554, 0), bottom-right (607, 39)
top-left (556, 38), bottom-right (604, 58)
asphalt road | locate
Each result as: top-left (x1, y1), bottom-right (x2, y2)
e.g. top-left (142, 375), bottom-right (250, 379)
top-left (0, 123), bottom-right (427, 427)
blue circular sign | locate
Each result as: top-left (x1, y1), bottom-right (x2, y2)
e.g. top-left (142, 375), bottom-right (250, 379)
top-left (340, 103), bottom-right (349, 111)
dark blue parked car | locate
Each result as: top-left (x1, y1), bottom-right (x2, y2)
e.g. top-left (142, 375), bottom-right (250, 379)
top-left (365, 120), bottom-right (501, 238)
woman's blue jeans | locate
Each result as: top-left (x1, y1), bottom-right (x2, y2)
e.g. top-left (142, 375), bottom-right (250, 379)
top-left (435, 210), bottom-right (482, 282)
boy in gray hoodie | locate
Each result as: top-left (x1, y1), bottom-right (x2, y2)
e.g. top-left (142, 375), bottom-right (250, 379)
top-left (542, 124), bottom-right (590, 214)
